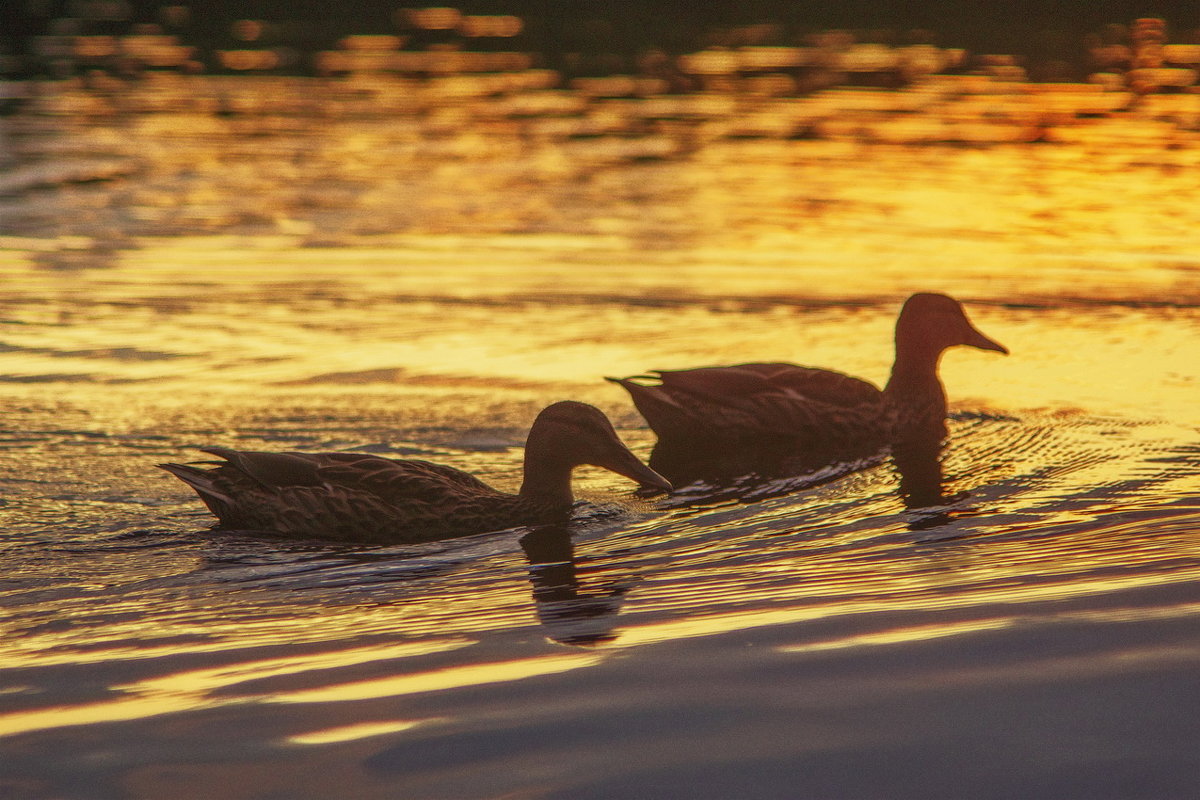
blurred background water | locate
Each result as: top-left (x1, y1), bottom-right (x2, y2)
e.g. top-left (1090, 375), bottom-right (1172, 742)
top-left (2, 3), bottom-right (1200, 799)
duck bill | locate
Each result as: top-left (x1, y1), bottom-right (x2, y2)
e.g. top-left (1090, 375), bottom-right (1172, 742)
top-left (595, 447), bottom-right (673, 493)
top-left (964, 324), bottom-right (1009, 355)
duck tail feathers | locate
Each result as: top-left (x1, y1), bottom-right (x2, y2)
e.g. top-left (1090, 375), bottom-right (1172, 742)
top-left (605, 374), bottom-right (662, 388)
top-left (198, 446), bottom-right (239, 462)
top-left (159, 462), bottom-right (235, 519)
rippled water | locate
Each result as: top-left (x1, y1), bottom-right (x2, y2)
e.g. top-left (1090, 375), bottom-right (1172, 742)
top-left (2, 76), bottom-right (1200, 798)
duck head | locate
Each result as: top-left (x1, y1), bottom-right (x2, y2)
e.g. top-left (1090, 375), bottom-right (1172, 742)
top-left (894, 292), bottom-right (1008, 360)
top-left (522, 401), bottom-right (672, 500)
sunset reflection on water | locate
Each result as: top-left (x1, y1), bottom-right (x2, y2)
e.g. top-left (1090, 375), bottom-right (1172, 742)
top-left (3, 15), bottom-right (1200, 797)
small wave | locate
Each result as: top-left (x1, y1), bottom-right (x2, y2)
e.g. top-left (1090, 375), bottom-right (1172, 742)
top-left (0, 159), bottom-right (140, 196)
top-left (0, 342), bottom-right (185, 361)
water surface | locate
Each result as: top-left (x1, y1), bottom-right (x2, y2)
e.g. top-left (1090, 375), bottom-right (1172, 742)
top-left (2, 75), bottom-right (1200, 798)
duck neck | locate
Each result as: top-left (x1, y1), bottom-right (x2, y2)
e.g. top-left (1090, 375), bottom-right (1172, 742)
top-left (884, 339), bottom-right (946, 409)
top-left (518, 448), bottom-right (576, 508)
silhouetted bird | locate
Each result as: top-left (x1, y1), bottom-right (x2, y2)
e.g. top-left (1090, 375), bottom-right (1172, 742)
top-left (160, 401), bottom-right (670, 543)
top-left (609, 293), bottom-right (1007, 457)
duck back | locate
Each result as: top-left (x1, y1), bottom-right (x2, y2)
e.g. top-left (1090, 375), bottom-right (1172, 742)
top-left (611, 362), bottom-right (887, 446)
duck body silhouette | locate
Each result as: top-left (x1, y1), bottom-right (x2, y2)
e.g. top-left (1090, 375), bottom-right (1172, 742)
top-left (160, 401), bottom-right (670, 543)
top-left (609, 293), bottom-right (1007, 456)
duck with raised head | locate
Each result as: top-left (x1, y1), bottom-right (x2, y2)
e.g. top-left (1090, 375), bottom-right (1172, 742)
top-left (607, 293), bottom-right (1008, 453)
top-left (160, 401), bottom-right (671, 543)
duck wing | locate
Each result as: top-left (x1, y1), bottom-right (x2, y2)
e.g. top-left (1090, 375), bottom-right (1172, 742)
top-left (309, 454), bottom-right (522, 541)
top-left (655, 363), bottom-right (882, 409)
top-left (312, 452), bottom-right (501, 503)
top-left (199, 447), bottom-right (498, 501)
top-left (612, 363), bottom-right (886, 444)
top-left (166, 448), bottom-right (515, 542)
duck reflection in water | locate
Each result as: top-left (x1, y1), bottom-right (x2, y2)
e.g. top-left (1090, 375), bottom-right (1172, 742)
top-left (611, 293), bottom-right (1008, 513)
top-left (890, 415), bottom-right (970, 528)
top-left (519, 525), bottom-right (629, 646)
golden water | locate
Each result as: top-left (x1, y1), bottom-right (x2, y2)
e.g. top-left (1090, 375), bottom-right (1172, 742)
top-left (2, 75), bottom-right (1200, 798)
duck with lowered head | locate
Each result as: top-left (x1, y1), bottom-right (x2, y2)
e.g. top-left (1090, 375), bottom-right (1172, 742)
top-left (160, 401), bottom-right (671, 543)
top-left (608, 293), bottom-right (1008, 456)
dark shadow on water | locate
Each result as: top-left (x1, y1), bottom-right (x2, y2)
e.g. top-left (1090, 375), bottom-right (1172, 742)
top-left (179, 518), bottom-right (630, 645)
top-left (520, 525), bottom-right (631, 647)
top-left (645, 436), bottom-right (889, 508)
top-left (891, 431), bottom-right (973, 531)
top-left (647, 436), bottom-right (885, 493)
top-left (647, 420), bottom-right (976, 532)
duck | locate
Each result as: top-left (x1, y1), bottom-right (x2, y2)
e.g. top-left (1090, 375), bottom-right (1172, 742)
top-left (607, 293), bottom-right (1007, 453)
top-left (159, 401), bottom-right (671, 543)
